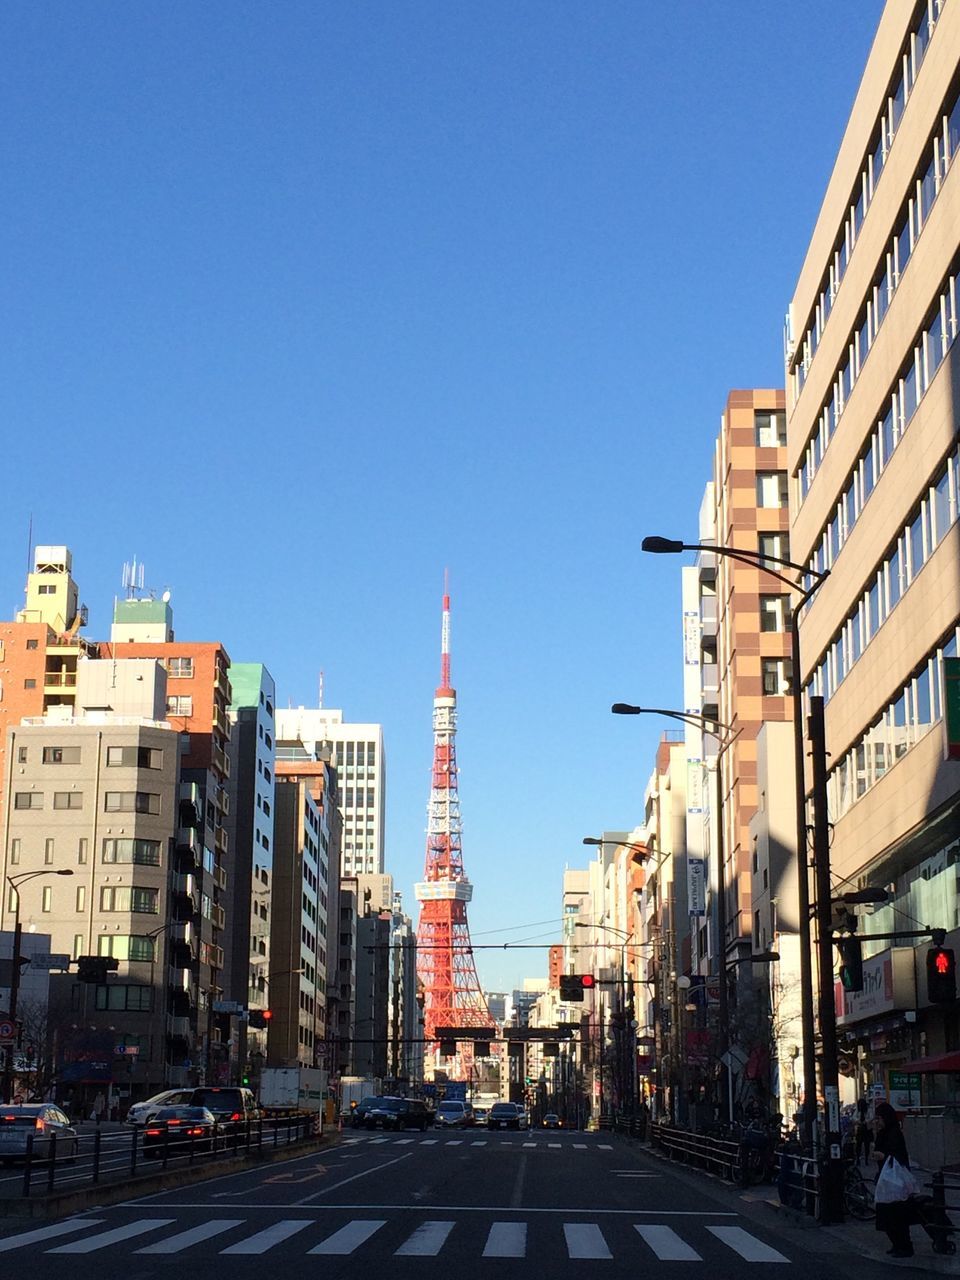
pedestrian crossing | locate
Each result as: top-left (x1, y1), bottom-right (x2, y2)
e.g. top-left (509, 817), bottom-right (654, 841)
top-left (342, 1135), bottom-right (614, 1150)
top-left (0, 1215), bottom-right (792, 1262)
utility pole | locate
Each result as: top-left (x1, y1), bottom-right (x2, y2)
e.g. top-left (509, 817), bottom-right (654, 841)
top-left (809, 697), bottom-right (844, 1222)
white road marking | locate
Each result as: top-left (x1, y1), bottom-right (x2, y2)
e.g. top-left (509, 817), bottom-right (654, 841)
top-left (221, 1220), bottom-right (314, 1254)
top-left (395, 1220), bottom-right (455, 1256)
top-left (573, 1143), bottom-right (588, 1149)
top-left (470, 1140), bottom-right (487, 1146)
top-left (635, 1224), bottom-right (703, 1260)
top-left (564, 1222), bottom-right (612, 1259)
top-left (548, 1143), bottom-right (562, 1149)
top-left (598, 1143), bottom-right (613, 1150)
top-left (295, 1151), bottom-right (414, 1204)
top-left (707, 1225), bottom-right (790, 1262)
top-left (47, 1219), bottom-right (175, 1253)
top-left (421, 1138), bottom-right (438, 1145)
top-left (445, 1139), bottom-right (463, 1145)
top-left (0, 1220), bottom-right (104, 1252)
top-left (135, 1220), bottom-right (244, 1254)
top-left (483, 1222), bottom-right (527, 1257)
top-left (308, 1219), bottom-right (386, 1254)
top-left (522, 1142), bottom-right (537, 1148)
top-left (395, 1138), bottom-right (415, 1144)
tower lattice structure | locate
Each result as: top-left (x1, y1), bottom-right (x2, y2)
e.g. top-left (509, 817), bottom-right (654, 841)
top-left (415, 586), bottom-right (492, 1041)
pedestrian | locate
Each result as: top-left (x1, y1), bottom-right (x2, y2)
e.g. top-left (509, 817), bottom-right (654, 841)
top-left (873, 1102), bottom-right (915, 1258)
top-left (855, 1115), bottom-right (873, 1166)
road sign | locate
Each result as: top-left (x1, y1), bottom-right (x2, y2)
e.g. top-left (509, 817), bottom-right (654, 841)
top-left (27, 953), bottom-right (71, 971)
top-left (0, 1018), bottom-right (16, 1041)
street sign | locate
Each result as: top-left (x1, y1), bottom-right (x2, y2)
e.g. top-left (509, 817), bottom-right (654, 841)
top-left (0, 1018), bottom-right (16, 1041)
top-left (27, 953), bottom-right (71, 971)
top-left (213, 1000), bottom-right (244, 1013)
top-left (944, 657), bottom-right (960, 759)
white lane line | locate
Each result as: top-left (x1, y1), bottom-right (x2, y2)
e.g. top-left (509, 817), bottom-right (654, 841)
top-left (470, 1140), bottom-right (487, 1146)
top-left (483, 1222), bottom-right (527, 1258)
top-left (522, 1142), bottom-right (537, 1148)
top-left (308, 1220), bottom-right (386, 1255)
top-left (635, 1224), bottom-right (703, 1261)
top-left (295, 1151), bottom-right (414, 1205)
top-left (135, 1220), bottom-right (244, 1254)
top-left (47, 1219), bottom-right (175, 1253)
top-left (0, 1220), bottom-right (104, 1252)
top-left (395, 1220), bottom-right (455, 1256)
top-left (706, 1225), bottom-right (791, 1262)
top-left (564, 1223), bottom-right (612, 1259)
top-left (222, 1220), bottom-right (314, 1254)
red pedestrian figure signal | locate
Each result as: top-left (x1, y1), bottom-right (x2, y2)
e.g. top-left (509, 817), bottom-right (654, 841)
top-left (927, 947), bottom-right (957, 1004)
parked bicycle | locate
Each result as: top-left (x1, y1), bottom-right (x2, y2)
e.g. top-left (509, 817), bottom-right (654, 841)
top-left (843, 1158), bottom-right (875, 1220)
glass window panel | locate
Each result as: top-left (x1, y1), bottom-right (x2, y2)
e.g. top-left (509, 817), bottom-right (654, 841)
top-left (858, 313), bottom-right (870, 368)
top-left (851, 606), bottom-right (863, 663)
top-left (916, 665), bottom-right (932, 725)
top-left (934, 468), bottom-right (951, 542)
top-left (949, 94), bottom-right (960, 163)
top-left (896, 216), bottom-right (911, 278)
top-left (881, 403), bottom-right (895, 465)
top-left (863, 446), bottom-right (876, 501)
top-left (888, 545), bottom-right (902, 609)
top-left (892, 77), bottom-right (905, 132)
top-left (868, 579), bottom-right (881, 636)
top-left (920, 155), bottom-right (937, 222)
top-left (902, 362), bottom-right (918, 424)
top-left (908, 511), bottom-right (924, 581)
top-left (876, 270), bottom-right (889, 326)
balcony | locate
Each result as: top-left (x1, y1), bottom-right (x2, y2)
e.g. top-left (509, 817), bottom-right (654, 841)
top-left (215, 785), bottom-right (230, 816)
top-left (701, 665), bottom-right (720, 697)
top-left (167, 1014), bottom-right (191, 1040)
top-left (169, 966), bottom-right (192, 992)
top-left (700, 595), bottom-right (718, 637)
top-left (209, 944), bottom-right (224, 971)
top-left (213, 863), bottom-right (227, 892)
top-left (215, 826), bottom-right (229, 855)
top-left (212, 705), bottom-right (228, 736)
top-left (179, 782), bottom-right (201, 823)
top-left (170, 920), bottom-right (194, 946)
top-left (212, 743), bottom-right (230, 778)
top-left (211, 903), bottom-right (226, 931)
top-left (177, 827), bottom-right (198, 853)
top-left (43, 670), bottom-right (77, 689)
top-left (172, 872), bottom-right (199, 906)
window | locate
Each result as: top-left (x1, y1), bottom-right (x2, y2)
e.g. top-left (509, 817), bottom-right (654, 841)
top-left (167, 695), bottom-right (193, 717)
top-left (167, 657), bottom-right (194, 678)
top-left (755, 410), bottom-right (787, 447)
top-left (17, 746), bottom-right (27, 763)
top-left (106, 745), bottom-right (163, 769)
top-left (759, 595), bottom-right (791, 633)
top-left (53, 791), bottom-right (83, 810)
top-left (26, 639), bottom-right (38, 650)
top-left (76, 886), bottom-right (86, 912)
top-left (757, 472), bottom-right (788, 508)
top-left (103, 791), bottom-right (161, 814)
top-left (758, 532), bottom-right (789, 566)
top-left (43, 746), bottom-right (82, 764)
top-left (45, 837), bottom-right (55, 864)
top-left (94, 984), bottom-right (153, 1012)
top-left (9, 839), bottom-right (20, 866)
top-left (37, 584), bottom-right (55, 595)
top-left (97, 935), bottom-right (156, 961)
top-left (14, 792), bottom-right (42, 809)
top-left (41, 886), bottom-right (52, 913)
top-left (24, 679), bottom-right (36, 690)
top-left (102, 838), bottom-right (162, 865)
top-left (762, 658), bottom-right (793, 696)
top-left (100, 886), bottom-right (159, 913)
top-left (78, 838), bottom-right (88, 864)
top-left (73, 934), bottom-right (84, 960)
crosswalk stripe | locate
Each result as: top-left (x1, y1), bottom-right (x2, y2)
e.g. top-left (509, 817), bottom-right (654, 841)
top-left (470, 1140), bottom-right (487, 1146)
top-left (135, 1220), bottom-right (244, 1254)
top-left (522, 1141), bottom-right (536, 1148)
top-left (548, 1143), bottom-right (561, 1148)
top-left (635, 1225), bottom-right (702, 1261)
top-left (308, 1220), bottom-right (386, 1255)
top-left (573, 1143), bottom-right (587, 1149)
top-left (421, 1138), bottom-right (438, 1145)
top-left (706, 1226), bottom-right (790, 1262)
top-left (598, 1143), bottom-right (613, 1150)
top-left (369, 1137), bottom-right (389, 1144)
top-left (564, 1223), bottom-right (611, 1259)
top-left (0, 1220), bottom-right (104, 1253)
top-left (221, 1220), bottom-right (314, 1254)
top-left (395, 1221), bottom-right (455, 1256)
top-left (483, 1223), bottom-right (526, 1258)
top-left (47, 1220), bottom-right (175, 1253)
top-left (444, 1140), bottom-right (462, 1146)
top-left (395, 1138), bottom-right (415, 1144)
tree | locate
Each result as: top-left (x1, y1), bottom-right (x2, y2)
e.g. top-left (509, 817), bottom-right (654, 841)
top-left (13, 998), bottom-right (55, 1099)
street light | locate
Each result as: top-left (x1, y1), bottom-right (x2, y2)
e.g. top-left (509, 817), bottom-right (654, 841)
top-left (2, 869), bottom-right (74, 1104)
top-left (582, 836), bottom-right (651, 865)
top-left (641, 533), bottom-right (830, 1154)
top-left (611, 703), bottom-right (740, 1120)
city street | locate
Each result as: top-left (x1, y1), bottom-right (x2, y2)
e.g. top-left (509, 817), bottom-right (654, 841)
top-left (0, 1131), bottom-right (907, 1277)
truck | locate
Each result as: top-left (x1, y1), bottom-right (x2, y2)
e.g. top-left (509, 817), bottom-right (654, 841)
top-left (339, 1076), bottom-right (382, 1117)
top-left (259, 1067), bottom-right (327, 1116)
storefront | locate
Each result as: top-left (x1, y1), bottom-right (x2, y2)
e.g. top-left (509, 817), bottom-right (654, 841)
top-left (835, 946), bottom-right (919, 1102)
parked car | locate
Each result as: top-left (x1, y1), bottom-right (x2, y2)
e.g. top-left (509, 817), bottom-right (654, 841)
top-left (362, 1097), bottom-right (433, 1132)
top-left (472, 1106), bottom-right (489, 1124)
top-left (435, 1100), bottom-right (472, 1129)
top-left (542, 1113), bottom-right (562, 1129)
top-left (143, 1106), bottom-right (217, 1158)
top-left (348, 1096), bottom-right (385, 1128)
top-left (487, 1102), bottom-right (523, 1130)
top-left (126, 1090), bottom-right (196, 1127)
top-left (187, 1087), bottom-right (259, 1129)
top-left (517, 1108), bottom-right (530, 1129)
top-left (0, 1105), bottom-right (78, 1163)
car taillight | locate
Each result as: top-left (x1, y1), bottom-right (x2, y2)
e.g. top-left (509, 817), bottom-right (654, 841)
top-left (230, 1112), bottom-right (241, 1121)
top-left (35, 1118), bottom-right (46, 1132)
top-left (168, 1120), bottom-right (181, 1126)
top-left (145, 1128), bottom-right (161, 1136)
top-left (187, 1128), bottom-right (203, 1135)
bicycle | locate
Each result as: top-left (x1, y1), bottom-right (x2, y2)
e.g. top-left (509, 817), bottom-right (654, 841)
top-left (843, 1159), bottom-right (875, 1219)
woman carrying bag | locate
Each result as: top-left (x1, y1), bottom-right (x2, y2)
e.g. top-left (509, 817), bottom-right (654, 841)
top-left (873, 1102), bottom-right (919, 1257)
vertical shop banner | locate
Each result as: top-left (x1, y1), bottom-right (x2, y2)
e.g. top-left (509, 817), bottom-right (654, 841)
top-left (687, 857), bottom-right (706, 917)
top-left (683, 611), bottom-right (700, 665)
top-left (945, 657), bottom-right (960, 760)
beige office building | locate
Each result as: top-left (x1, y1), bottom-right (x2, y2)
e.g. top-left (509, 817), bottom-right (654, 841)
top-left (785, 0), bottom-right (960, 1081)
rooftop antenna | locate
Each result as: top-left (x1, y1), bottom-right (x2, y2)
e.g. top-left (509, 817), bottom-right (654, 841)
top-left (121, 558), bottom-right (146, 600)
top-left (318, 670), bottom-right (324, 711)
top-left (25, 514), bottom-right (32, 584)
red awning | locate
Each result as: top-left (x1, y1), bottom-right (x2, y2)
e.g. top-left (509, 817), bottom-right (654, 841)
top-left (899, 1051), bottom-right (960, 1073)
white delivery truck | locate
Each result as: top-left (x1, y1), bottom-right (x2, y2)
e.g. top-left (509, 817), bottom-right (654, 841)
top-left (259, 1067), bottom-right (327, 1116)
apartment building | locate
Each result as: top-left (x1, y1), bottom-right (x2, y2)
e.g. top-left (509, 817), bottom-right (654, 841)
top-left (785, 0), bottom-right (960, 1082)
top-left (276, 708), bottom-right (385, 875)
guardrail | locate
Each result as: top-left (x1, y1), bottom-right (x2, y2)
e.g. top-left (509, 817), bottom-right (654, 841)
top-left (917, 1170), bottom-right (959, 1256)
top-left (6, 1114), bottom-right (320, 1200)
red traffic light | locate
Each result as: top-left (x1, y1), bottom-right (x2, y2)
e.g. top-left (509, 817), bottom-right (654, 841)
top-left (927, 946), bottom-right (957, 1004)
top-left (262, 1009), bottom-right (273, 1020)
top-left (935, 951), bottom-right (952, 976)
top-left (581, 974), bottom-right (596, 989)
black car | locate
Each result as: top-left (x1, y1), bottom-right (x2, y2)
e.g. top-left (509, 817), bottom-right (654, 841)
top-left (188, 1087), bottom-right (259, 1129)
top-left (143, 1107), bottom-right (216, 1158)
top-left (363, 1097), bottom-right (432, 1132)
top-left (348, 1095), bottom-right (385, 1128)
top-left (488, 1102), bottom-right (523, 1130)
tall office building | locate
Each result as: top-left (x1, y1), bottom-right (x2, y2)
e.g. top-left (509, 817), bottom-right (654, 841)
top-left (785, 1), bottom-right (960, 1077)
top-left (275, 708), bottom-right (385, 876)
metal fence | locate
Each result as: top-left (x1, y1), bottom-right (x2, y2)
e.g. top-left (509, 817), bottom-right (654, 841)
top-left (5, 1114), bottom-right (320, 1200)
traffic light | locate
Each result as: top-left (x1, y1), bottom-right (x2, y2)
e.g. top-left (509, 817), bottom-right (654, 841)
top-left (927, 947), bottom-right (957, 1004)
top-left (76, 956), bottom-right (120, 984)
top-left (838, 936), bottom-right (864, 992)
top-left (559, 973), bottom-right (595, 1002)
top-left (248, 1009), bottom-right (273, 1029)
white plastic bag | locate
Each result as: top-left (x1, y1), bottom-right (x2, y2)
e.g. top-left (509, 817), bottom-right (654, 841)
top-left (874, 1156), bottom-right (921, 1203)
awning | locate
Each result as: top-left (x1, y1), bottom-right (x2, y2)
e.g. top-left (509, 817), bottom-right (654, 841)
top-left (899, 1051), bottom-right (960, 1073)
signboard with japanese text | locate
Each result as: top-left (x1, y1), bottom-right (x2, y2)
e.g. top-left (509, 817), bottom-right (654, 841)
top-left (686, 760), bottom-right (703, 814)
top-left (835, 947), bottom-right (916, 1025)
top-left (944, 658), bottom-right (960, 760)
top-left (683, 611), bottom-right (701, 665)
top-left (687, 857), bottom-right (706, 917)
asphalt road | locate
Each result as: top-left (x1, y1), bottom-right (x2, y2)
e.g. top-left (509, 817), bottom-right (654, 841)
top-left (0, 1128), bottom-right (905, 1277)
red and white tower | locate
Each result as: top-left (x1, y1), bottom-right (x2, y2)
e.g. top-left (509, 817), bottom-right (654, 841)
top-left (415, 583), bottom-right (491, 1043)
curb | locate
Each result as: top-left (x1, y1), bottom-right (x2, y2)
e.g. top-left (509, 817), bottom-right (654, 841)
top-left (0, 1136), bottom-right (331, 1219)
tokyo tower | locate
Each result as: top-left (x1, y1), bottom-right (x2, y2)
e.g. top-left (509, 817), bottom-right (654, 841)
top-left (415, 583), bottom-right (492, 1042)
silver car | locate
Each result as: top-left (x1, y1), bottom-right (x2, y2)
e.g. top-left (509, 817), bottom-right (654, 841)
top-left (0, 1105), bottom-right (78, 1162)
top-left (126, 1089), bottom-right (195, 1127)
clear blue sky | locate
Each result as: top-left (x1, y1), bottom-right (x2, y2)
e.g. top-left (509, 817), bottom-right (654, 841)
top-left (1, 2), bottom-right (884, 992)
